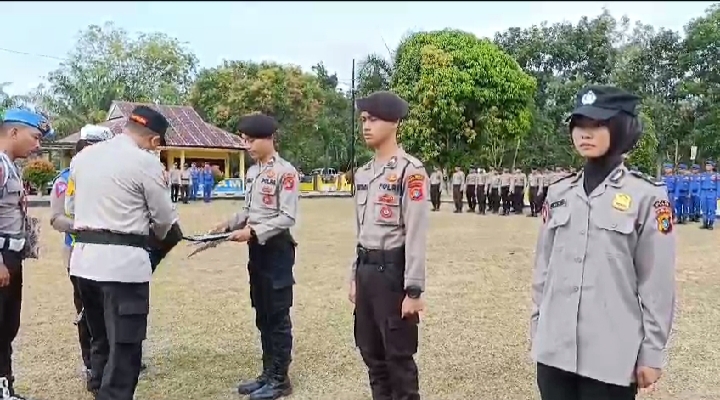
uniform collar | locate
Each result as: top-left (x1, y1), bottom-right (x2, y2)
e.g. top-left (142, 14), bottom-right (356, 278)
top-left (571, 164), bottom-right (628, 198)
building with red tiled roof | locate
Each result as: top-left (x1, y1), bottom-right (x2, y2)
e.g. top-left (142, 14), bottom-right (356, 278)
top-left (48, 101), bottom-right (249, 180)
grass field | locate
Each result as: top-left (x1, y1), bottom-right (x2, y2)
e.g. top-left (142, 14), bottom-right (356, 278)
top-left (12, 199), bottom-right (720, 400)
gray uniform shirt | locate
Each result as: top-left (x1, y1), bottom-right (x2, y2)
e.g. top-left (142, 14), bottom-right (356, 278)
top-left (490, 174), bottom-right (502, 189)
top-left (170, 168), bottom-right (181, 185)
top-left (0, 154), bottom-right (25, 251)
top-left (180, 169), bottom-right (191, 184)
top-left (514, 172), bottom-right (526, 187)
top-left (429, 171), bottom-right (443, 185)
top-left (68, 134), bottom-right (176, 283)
top-left (226, 154), bottom-right (299, 244)
top-left (531, 166), bottom-right (675, 386)
top-left (50, 174), bottom-right (74, 234)
top-left (529, 173), bottom-right (542, 188)
top-left (500, 173), bottom-right (513, 188)
top-left (350, 150), bottom-right (429, 291)
top-left (452, 171), bottom-right (465, 186)
top-left (245, 164), bottom-right (260, 194)
top-left (465, 172), bottom-right (478, 186)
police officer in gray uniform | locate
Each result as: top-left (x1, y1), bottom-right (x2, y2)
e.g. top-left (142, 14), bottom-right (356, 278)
top-left (49, 124), bottom-right (113, 386)
top-left (531, 86), bottom-right (676, 400)
top-left (0, 109), bottom-right (53, 400)
top-left (349, 91), bottom-right (428, 400)
top-left (68, 106), bottom-right (181, 400)
top-left (211, 114), bottom-right (299, 400)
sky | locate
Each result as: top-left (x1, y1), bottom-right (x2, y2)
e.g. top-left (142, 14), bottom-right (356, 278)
top-left (0, 1), bottom-right (715, 97)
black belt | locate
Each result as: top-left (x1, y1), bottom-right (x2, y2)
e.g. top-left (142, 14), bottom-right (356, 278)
top-left (356, 245), bottom-right (404, 265)
top-left (75, 230), bottom-right (148, 248)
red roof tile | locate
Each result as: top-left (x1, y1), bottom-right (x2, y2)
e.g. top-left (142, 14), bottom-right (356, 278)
top-left (109, 101), bottom-right (246, 149)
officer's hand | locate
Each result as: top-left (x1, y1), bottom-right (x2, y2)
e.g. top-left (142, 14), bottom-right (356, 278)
top-left (228, 227), bottom-right (252, 242)
top-left (208, 222), bottom-right (229, 234)
top-left (348, 280), bottom-right (356, 304)
top-left (635, 366), bottom-right (662, 391)
top-left (0, 265), bottom-right (9, 287)
top-left (401, 296), bottom-right (425, 320)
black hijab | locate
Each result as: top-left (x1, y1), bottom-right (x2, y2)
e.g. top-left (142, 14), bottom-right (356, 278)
top-left (567, 86), bottom-right (642, 194)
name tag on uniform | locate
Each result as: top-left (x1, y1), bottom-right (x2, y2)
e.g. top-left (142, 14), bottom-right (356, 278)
top-left (356, 184), bottom-right (368, 191)
top-left (550, 199), bottom-right (566, 209)
top-left (379, 183), bottom-right (399, 192)
top-left (260, 178), bottom-right (276, 185)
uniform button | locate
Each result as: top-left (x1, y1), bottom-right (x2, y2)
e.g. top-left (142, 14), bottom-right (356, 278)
top-left (573, 286), bottom-right (579, 292)
top-left (574, 257), bottom-right (582, 263)
top-left (579, 230), bottom-right (586, 235)
top-left (611, 223), bottom-right (617, 228)
top-left (378, 265), bottom-right (385, 272)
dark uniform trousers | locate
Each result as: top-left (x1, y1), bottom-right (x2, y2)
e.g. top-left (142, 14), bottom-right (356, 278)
top-left (170, 183), bottom-right (180, 202)
top-left (0, 250), bottom-right (22, 388)
top-left (500, 186), bottom-right (511, 214)
top-left (180, 183), bottom-right (190, 203)
top-left (247, 231), bottom-right (295, 380)
top-left (429, 184), bottom-right (441, 210)
top-left (490, 188), bottom-right (500, 213)
top-left (539, 186), bottom-right (549, 206)
top-left (528, 186), bottom-right (539, 216)
top-left (354, 246), bottom-right (420, 400)
top-left (69, 274), bottom-right (92, 369)
top-left (537, 363), bottom-right (637, 400)
top-left (476, 185), bottom-right (486, 214)
top-left (452, 184), bottom-right (463, 212)
top-left (465, 184), bottom-right (477, 211)
top-left (76, 277), bottom-right (149, 400)
top-left (513, 185), bottom-right (524, 213)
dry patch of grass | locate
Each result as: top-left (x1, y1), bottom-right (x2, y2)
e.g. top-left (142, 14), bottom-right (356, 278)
top-left (12, 199), bottom-right (720, 399)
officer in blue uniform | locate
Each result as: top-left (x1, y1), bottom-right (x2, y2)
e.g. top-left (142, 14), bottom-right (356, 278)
top-left (661, 163), bottom-right (676, 215)
top-left (690, 164), bottom-right (702, 222)
top-left (0, 108), bottom-right (54, 399)
top-left (675, 164), bottom-right (690, 224)
top-left (700, 160), bottom-right (719, 230)
top-left (190, 162), bottom-right (200, 200)
top-left (202, 163), bottom-right (214, 202)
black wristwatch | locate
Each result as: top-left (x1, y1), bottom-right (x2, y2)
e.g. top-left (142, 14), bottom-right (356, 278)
top-left (405, 286), bottom-right (423, 299)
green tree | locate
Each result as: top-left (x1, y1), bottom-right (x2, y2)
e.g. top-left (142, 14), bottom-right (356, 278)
top-left (391, 29), bottom-right (536, 169)
top-left (0, 83), bottom-right (29, 113)
top-left (627, 112), bottom-right (659, 175)
top-left (189, 60), bottom-right (345, 170)
top-left (32, 22), bottom-right (198, 138)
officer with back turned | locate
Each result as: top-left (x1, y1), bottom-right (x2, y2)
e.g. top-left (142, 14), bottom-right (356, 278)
top-left (348, 91), bottom-right (428, 400)
top-left (451, 166), bottom-right (464, 213)
top-left (210, 113), bottom-right (299, 400)
top-left (0, 109), bottom-right (53, 399)
top-left (49, 124), bottom-right (113, 388)
top-left (429, 166), bottom-right (442, 211)
top-left (68, 106), bottom-right (181, 400)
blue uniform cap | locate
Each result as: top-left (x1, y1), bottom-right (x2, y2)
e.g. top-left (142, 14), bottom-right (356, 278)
top-left (706, 160), bottom-right (716, 167)
top-left (1, 108), bottom-right (55, 140)
top-left (663, 163), bottom-right (673, 169)
top-left (692, 164), bottom-right (700, 169)
top-left (678, 163), bottom-right (687, 169)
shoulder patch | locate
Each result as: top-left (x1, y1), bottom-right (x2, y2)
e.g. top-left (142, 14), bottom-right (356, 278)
top-left (630, 170), bottom-right (665, 186)
top-left (549, 172), bottom-right (577, 187)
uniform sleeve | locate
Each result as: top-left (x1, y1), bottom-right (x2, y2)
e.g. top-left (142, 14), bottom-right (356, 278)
top-left (252, 170), bottom-right (299, 244)
top-left (634, 189), bottom-right (676, 369)
top-left (531, 193), bottom-right (555, 339)
top-left (227, 207), bottom-right (249, 231)
top-left (49, 176), bottom-right (74, 233)
top-left (402, 166), bottom-right (429, 291)
top-left (716, 174), bottom-right (720, 194)
top-left (142, 158), bottom-right (176, 240)
top-left (349, 176), bottom-right (360, 283)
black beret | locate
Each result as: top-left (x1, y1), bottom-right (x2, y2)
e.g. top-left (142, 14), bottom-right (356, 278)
top-left (237, 114), bottom-right (278, 139)
top-left (356, 91), bottom-right (409, 122)
top-left (568, 85), bottom-right (641, 122)
top-left (129, 106), bottom-right (170, 144)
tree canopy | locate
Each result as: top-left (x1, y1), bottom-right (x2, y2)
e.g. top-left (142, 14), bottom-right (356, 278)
top-left (7, 5), bottom-right (720, 173)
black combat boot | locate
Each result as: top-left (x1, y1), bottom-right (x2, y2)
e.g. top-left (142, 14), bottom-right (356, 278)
top-left (249, 361), bottom-right (292, 400)
top-left (0, 376), bottom-right (28, 400)
top-left (238, 356), bottom-right (272, 395)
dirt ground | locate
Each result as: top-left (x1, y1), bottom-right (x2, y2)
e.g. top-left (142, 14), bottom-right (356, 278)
top-left (12, 199), bottom-right (720, 400)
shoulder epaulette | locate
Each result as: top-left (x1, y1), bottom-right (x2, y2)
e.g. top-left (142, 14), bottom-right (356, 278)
top-left (630, 170), bottom-right (665, 186)
top-left (549, 172), bottom-right (577, 186)
top-left (52, 167), bottom-right (70, 183)
top-left (401, 153), bottom-right (424, 168)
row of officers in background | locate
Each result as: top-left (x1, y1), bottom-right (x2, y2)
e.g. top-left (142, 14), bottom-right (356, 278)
top-left (661, 161), bottom-right (720, 229)
top-left (429, 166), bottom-right (576, 217)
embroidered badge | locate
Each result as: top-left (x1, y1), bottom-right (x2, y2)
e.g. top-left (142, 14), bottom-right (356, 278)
top-left (66, 178), bottom-right (75, 196)
top-left (378, 194), bottom-right (395, 204)
top-left (386, 174), bottom-right (398, 183)
top-left (380, 206), bottom-right (392, 218)
top-left (283, 175), bottom-right (295, 191)
top-left (550, 199), bottom-right (566, 209)
top-left (262, 194), bottom-right (273, 205)
top-left (612, 193), bottom-right (632, 212)
top-left (55, 181), bottom-right (67, 198)
top-left (654, 201), bottom-right (673, 234)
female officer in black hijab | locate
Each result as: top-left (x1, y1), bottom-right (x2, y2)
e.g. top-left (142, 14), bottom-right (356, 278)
top-left (531, 86), bottom-right (676, 400)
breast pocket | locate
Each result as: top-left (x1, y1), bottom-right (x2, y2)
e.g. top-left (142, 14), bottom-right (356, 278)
top-left (5, 179), bottom-right (22, 195)
top-left (592, 214), bottom-right (637, 257)
top-left (374, 194), bottom-right (401, 226)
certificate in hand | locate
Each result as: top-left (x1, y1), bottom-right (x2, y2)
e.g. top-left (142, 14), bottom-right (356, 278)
top-left (183, 232), bottom-right (231, 243)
